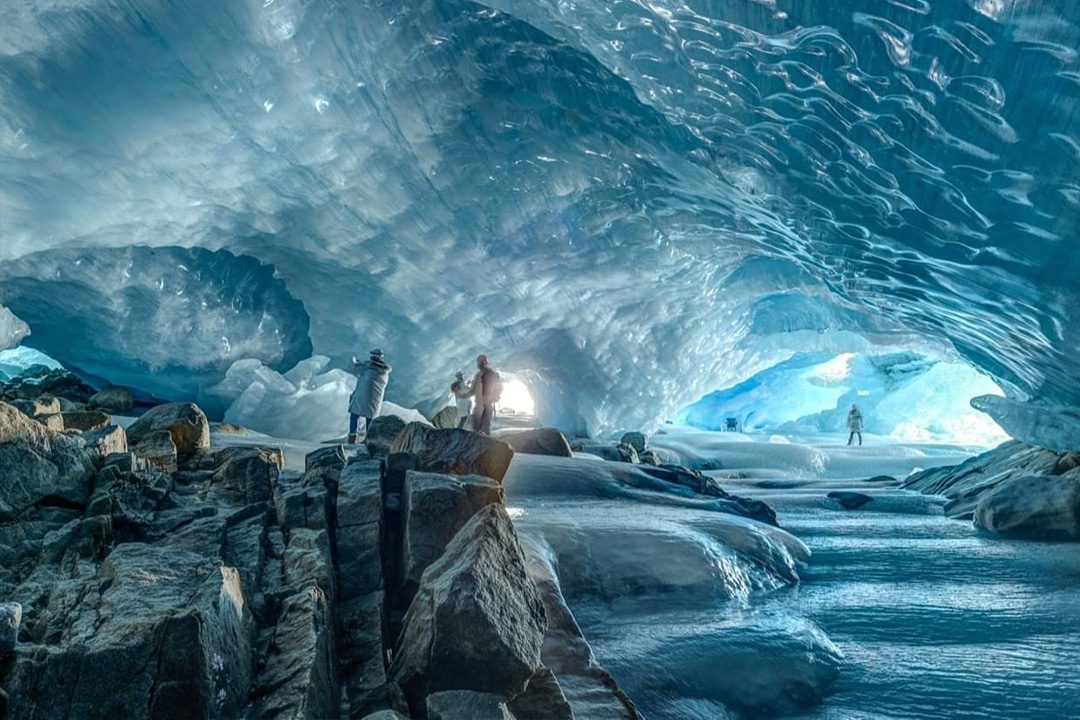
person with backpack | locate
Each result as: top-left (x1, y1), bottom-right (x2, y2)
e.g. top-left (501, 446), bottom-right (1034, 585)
top-left (471, 354), bottom-right (502, 435)
top-left (348, 348), bottom-right (391, 443)
top-left (846, 403), bottom-right (864, 447)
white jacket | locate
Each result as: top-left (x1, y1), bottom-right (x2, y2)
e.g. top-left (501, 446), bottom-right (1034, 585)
top-left (349, 359), bottom-right (391, 417)
top-left (847, 409), bottom-right (864, 432)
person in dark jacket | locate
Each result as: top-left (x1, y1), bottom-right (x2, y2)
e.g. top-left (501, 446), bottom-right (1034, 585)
top-left (470, 354), bottom-right (502, 436)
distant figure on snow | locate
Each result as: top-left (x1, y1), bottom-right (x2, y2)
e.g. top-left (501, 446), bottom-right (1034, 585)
top-left (451, 371), bottom-right (474, 429)
top-left (471, 354), bottom-right (503, 436)
top-left (846, 403), bottom-right (864, 447)
top-left (348, 349), bottom-right (391, 444)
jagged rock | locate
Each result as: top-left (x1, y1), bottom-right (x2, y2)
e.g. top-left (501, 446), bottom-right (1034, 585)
top-left (361, 711), bottom-right (409, 720)
top-left (431, 405), bottom-right (458, 429)
top-left (213, 422), bottom-right (249, 435)
top-left (503, 428), bottom-right (573, 458)
top-left (252, 586), bottom-right (338, 720)
top-left (520, 541), bottom-right (641, 719)
top-left (0, 404), bottom-right (95, 519)
top-left (427, 690), bottom-right (515, 720)
top-left (620, 432), bottom-right (647, 454)
top-left (131, 429), bottom-right (178, 473)
top-left (88, 385), bottom-right (133, 413)
top-left (60, 410), bottom-right (111, 432)
top-left (93, 459), bottom-right (173, 530)
top-left (274, 481), bottom-right (332, 535)
top-left (57, 397), bottom-right (84, 413)
top-left (401, 471), bottom-right (505, 594)
top-left (36, 413), bottom-right (65, 432)
top-left (11, 397), bottom-right (59, 418)
top-left (3, 544), bottom-right (255, 719)
top-left (205, 446), bottom-right (282, 505)
top-left (302, 444), bottom-right (348, 488)
top-left (126, 402), bottom-right (210, 459)
top-left (578, 442), bottom-right (638, 464)
top-left (335, 459), bottom-right (392, 717)
top-left (2, 369), bottom-right (96, 404)
top-left (391, 423), bottom-right (515, 483)
top-left (82, 424), bottom-right (128, 461)
top-left (638, 449), bottom-right (662, 466)
top-left (283, 528), bottom-right (335, 602)
top-left (1, 602), bottom-right (19, 657)
top-left (973, 474), bottom-right (1080, 540)
top-left (366, 415), bottom-right (408, 456)
top-left (390, 504), bottom-right (545, 713)
top-left (828, 491), bottom-right (874, 510)
top-left (636, 463), bottom-right (778, 526)
top-left (507, 667), bottom-right (574, 720)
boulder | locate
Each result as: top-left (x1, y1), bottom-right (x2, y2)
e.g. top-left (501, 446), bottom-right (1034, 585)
top-left (205, 446), bottom-right (282, 505)
top-left (866, 475), bottom-right (898, 484)
top-left (131, 429), bottom-right (178, 473)
top-left (88, 386), bottom-right (134, 414)
top-left (213, 422), bottom-right (249, 435)
top-left (2, 369), bottom-right (96, 403)
top-left (3, 544), bottom-right (255, 719)
top-left (638, 449), bottom-right (662, 466)
top-left (366, 414), bottom-right (408, 456)
top-left (11, 396), bottom-right (60, 418)
top-left (60, 410), bottom-right (111, 432)
top-left (302, 444), bottom-right (348, 488)
top-left (431, 405), bottom-right (459, 430)
top-left (0, 401), bottom-right (50, 448)
top-left (507, 667), bottom-right (574, 720)
top-left (0, 406), bottom-right (95, 518)
top-left (401, 471), bottom-right (505, 593)
top-left (578, 442), bottom-right (638, 464)
top-left (361, 711), bottom-right (410, 720)
top-left (391, 423), bottom-right (515, 483)
top-left (427, 691), bottom-right (515, 720)
top-left (1, 602), bottom-right (19, 657)
top-left (973, 474), bottom-right (1080, 540)
top-left (390, 504), bottom-right (545, 712)
top-left (503, 428), bottom-right (573, 458)
top-left (251, 586), bottom-right (338, 720)
top-left (126, 402), bottom-right (210, 459)
top-left (827, 491), bottom-right (875, 510)
top-left (82, 424), bottom-right (128, 461)
top-left (620, 432), bottom-right (647, 454)
top-left (36, 413), bottom-right (65, 432)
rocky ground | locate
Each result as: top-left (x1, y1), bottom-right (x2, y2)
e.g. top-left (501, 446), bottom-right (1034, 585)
top-left (904, 440), bottom-right (1080, 540)
top-left (1, 371), bottom-right (775, 719)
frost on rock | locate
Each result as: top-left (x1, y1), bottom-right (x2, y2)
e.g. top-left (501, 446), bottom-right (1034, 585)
top-left (971, 395), bottom-right (1080, 454)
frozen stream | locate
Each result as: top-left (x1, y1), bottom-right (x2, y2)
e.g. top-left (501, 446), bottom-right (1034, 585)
top-left (508, 432), bottom-right (1080, 719)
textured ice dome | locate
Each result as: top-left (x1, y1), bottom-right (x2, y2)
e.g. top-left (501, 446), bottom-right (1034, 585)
top-left (0, 0), bottom-right (1077, 434)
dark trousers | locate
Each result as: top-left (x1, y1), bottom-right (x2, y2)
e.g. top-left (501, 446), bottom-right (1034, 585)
top-left (475, 402), bottom-right (495, 435)
top-left (847, 431), bottom-right (862, 446)
top-left (349, 413), bottom-right (370, 436)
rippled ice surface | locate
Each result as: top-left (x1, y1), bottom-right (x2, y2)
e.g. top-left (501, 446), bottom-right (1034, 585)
top-left (514, 438), bottom-right (1080, 719)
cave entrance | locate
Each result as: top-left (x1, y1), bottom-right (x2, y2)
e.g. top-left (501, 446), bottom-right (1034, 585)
top-left (496, 376), bottom-right (536, 417)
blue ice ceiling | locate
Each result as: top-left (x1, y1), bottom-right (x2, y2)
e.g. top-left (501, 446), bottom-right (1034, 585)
top-left (0, 0), bottom-right (1077, 434)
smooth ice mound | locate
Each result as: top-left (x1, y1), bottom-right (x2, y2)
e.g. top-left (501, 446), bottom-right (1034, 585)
top-left (1, 0), bottom-right (1079, 434)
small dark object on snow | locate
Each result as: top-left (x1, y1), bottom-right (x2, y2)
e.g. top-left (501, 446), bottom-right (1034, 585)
top-left (828, 491), bottom-right (874, 510)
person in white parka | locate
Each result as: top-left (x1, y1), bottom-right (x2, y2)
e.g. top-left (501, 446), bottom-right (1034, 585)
top-left (846, 403), bottom-right (864, 447)
top-left (451, 371), bottom-right (474, 429)
top-left (348, 348), bottom-right (391, 443)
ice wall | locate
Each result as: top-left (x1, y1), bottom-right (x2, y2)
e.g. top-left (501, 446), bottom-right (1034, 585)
top-left (679, 351), bottom-right (1008, 446)
top-left (1, 0), bottom-right (1077, 434)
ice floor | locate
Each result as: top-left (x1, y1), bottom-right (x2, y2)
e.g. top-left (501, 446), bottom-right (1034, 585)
top-left (510, 429), bottom-right (1080, 719)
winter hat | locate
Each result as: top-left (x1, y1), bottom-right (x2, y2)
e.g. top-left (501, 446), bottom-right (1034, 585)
top-left (455, 371), bottom-right (464, 380)
top-left (370, 348), bottom-right (385, 360)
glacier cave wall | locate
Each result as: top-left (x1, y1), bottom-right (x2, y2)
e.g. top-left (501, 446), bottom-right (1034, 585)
top-left (0, 0), bottom-right (1077, 435)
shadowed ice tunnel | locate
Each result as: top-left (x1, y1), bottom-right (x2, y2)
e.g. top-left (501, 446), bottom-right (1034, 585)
top-left (1, 0), bottom-right (1078, 437)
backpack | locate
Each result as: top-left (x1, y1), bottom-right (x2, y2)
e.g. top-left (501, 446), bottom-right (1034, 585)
top-left (484, 368), bottom-right (503, 402)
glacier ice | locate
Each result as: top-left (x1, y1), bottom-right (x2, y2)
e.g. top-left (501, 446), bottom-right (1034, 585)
top-left (970, 394), bottom-right (1080, 453)
top-left (0, 306), bottom-right (29, 351)
top-left (0, 246), bottom-right (312, 408)
top-left (679, 351), bottom-right (1009, 446)
top-left (0, 0), bottom-right (1078, 435)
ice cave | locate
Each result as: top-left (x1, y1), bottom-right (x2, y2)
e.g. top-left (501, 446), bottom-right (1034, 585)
top-left (1, 1), bottom-right (1078, 718)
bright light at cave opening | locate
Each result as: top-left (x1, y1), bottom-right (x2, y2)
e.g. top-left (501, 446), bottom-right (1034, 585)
top-left (497, 377), bottom-right (535, 416)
